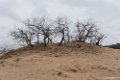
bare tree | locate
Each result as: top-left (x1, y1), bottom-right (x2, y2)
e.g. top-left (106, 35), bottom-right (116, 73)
top-left (11, 27), bottom-right (34, 47)
top-left (24, 19), bottom-right (41, 44)
top-left (94, 33), bottom-right (105, 45)
top-left (88, 27), bottom-right (106, 45)
top-left (75, 21), bottom-right (86, 42)
top-left (25, 19), bottom-right (40, 44)
top-left (75, 21), bottom-right (99, 43)
top-left (24, 18), bottom-right (54, 47)
top-left (11, 17), bottom-right (106, 48)
top-left (83, 22), bottom-right (97, 42)
top-left (55, 17), bottom-right (70, 46)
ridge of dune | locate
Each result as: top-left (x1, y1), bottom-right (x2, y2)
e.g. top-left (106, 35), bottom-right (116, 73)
top-left (0, 42), bottom-right (120, 80)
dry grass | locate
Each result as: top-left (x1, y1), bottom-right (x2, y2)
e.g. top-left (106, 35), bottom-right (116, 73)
top-left (0, 41), bottom-right (104, 59)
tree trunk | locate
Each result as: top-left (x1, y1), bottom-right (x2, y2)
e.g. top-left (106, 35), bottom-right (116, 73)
top-left (96, 40), bottom-right (100, 46)
top-left (36, 34), bottom-right (39, 44)
top-left (44, 36), bottom-right (47, 47)
top-left (47, 37), bottom-right (52, 43)
top-left (58, 33), bottom-right (64, 46)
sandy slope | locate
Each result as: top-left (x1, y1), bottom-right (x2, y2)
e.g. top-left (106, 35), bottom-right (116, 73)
top-left (0, 43), bottom-right (120, 80)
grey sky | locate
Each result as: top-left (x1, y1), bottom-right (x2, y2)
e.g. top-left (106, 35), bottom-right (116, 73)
top-left (0, 0), bottom-right (120, 48)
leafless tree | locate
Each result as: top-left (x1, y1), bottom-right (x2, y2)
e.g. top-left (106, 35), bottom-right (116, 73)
top-left (25, 19), bottom-right (41, 44)
top-left (11, 27), bottom-right (34, 47)
top-left (75, 21), bottom-right (86, 42)
top-left (88, 27), bottom-right (106, 45)
top-left (55, 17), bottom-right (70, 46)
top-left (75, 21), bottom-right (99, 43)
top-left (83, 22), bottom-right (96, 42)
top-left (24, 18), bottom-right (54, 47)
top-left (94, 33), bottom-right (105, 45)
top-left (11, 17), bottom-right (106, 48)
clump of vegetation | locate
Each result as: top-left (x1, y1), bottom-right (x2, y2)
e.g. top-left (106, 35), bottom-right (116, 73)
top-left (10, 16), bottom-right (106, 48)
top-left (106, 43), bottom-right (120, 49)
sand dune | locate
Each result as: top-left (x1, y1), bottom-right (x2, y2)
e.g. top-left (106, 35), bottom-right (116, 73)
top-left (0, 42), bottom-right (120, 80)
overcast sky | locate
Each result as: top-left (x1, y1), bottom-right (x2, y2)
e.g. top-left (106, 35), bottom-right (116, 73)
top-left (0, 0), bottom-right (120, 49)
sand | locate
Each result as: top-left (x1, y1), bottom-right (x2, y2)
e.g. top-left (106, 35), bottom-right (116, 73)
top-left (0, 43), bottom-right (120, 80)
